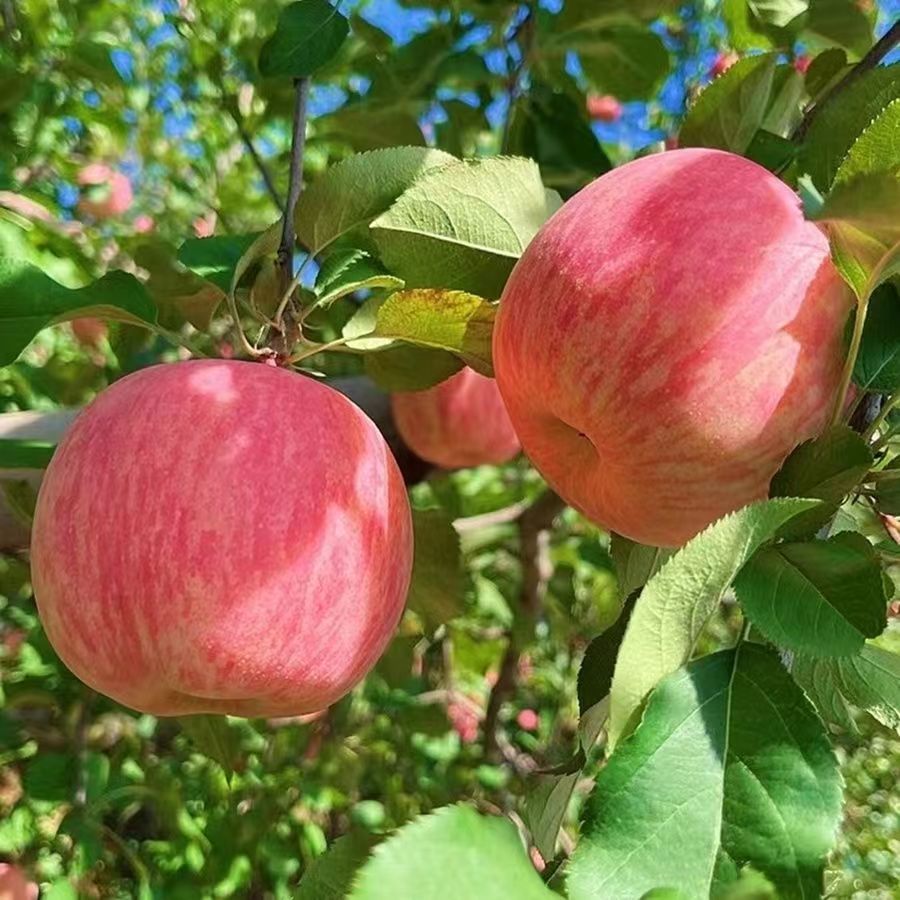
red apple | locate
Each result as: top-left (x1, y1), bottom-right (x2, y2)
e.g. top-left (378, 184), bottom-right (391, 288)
top-left (31, 360), bottom-right (413, 716)
top-left (71, 317), bottom-right (108, 347)
top-left (711, 51), bottom-right (739, 78)
top-left (392, 367), bottom-right (520, 469)
top-left (0, 863), bottom-right (38, 900)
top-left (193, 212), bottom-right (216, 238)
top-left (448, 700), bottom-right (480, 743)
top-left (516, 708), bottom-right (539, 731)
top-left (493, 148), bottom-right (852, 547)
top-left (77, 164), bottom-right (133, 219)
top-left (794, 54), bottom-right (812, 74)
top-left (587, 94), bottom-right (623, 123)
top-left (133, 214), bottom-right (155, 234)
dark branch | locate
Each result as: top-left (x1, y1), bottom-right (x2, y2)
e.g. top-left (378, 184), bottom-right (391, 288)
top-left (794, 19), bottom-right (900, 142)
top-left (278, 77), bottom-right (310, 293)
top-left (229, 107), bottom-right (283, 214)
top-left (482, 490), bottom-right (565, 760)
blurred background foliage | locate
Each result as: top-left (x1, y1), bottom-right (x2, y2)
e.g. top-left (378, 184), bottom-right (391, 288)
top-left (1, 0), bottom-right (899, 897)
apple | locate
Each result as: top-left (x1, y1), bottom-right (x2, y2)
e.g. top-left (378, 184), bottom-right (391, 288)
top-left (794, 54), bottom-right (812, 74)
top-left (31, 359), bottom-right (413, 716)
top-left (493, 148), bottom-right (852, 547)
top-left (133, 214), bottom-right (155, 233)
top-left (516, 708), bottom-right (539, 731)
top-left (711, 51), bottom-right (739, 78)
top-left (77, 164), bottom-right (133, 219)
top-left (0, 863), bottom-right (38, 900)
top-left (448, 700), bottom-right (480, 743)
top-left (587, 94), bottom-right (623, 123)
top-left (392, 367), bottom-right (520, 469)
top-left (71, 317), bottom-right (108, 347)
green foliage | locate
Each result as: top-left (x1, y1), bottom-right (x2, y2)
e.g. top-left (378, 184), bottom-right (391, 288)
top-left (0, 439), bottom-right (55, 469)
top-left (370, 157), bottom-right (553, 299)
top-left (734, 532), bottom-right (887, 657)
top-left (570, 645), bottom-right (842, 899)
top-left (408, 508), bottom-right (464, 630)
top-left (258, 1), bottom-right (350, 80)
top-left (680, 54), bottom-right (778, 153)
top-left (0, 259), bottom-right (157, 366)
top-left (349, 805), bottom-right (554, 899)
top-left (607, 499), bottom-right (819, 747)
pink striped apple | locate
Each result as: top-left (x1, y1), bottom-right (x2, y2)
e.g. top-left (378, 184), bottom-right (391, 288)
top-left (493, 148), bottom-right (852, 547)
top-left (392, 367), bottom-right (520, 469)
top-left (31, 360), bottom-right (413, 716)
top-left (77, 164), bottom-right (133, 219)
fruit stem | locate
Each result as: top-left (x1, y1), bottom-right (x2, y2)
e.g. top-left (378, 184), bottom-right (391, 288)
top-left (830, 298), bottom-right (869, 429)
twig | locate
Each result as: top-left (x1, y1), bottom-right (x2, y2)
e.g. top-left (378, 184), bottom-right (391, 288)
top-left (454, 499), bottom-right (531, 533)
top-left (794, 20), bottom-right (900, 142)
top-left (483, 490), bottom-right (565, 760)
top-left (228, 106), bottom-right (283, 214)
top-left (500, 2), bottom-right (537, 153)
top-left (278, 77), bottom-right (310, 293)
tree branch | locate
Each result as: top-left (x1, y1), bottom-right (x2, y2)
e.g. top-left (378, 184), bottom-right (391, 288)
top-left (794, 19), bottom-right (900, 142)
top-left (228, 107), bottom-right (283, 214)
top-left (278, 77), bottom-right (310, 293)
top-left (482, 490), bottom-right (565, 760)
top-left (499, 2), bottom-right (537, 154)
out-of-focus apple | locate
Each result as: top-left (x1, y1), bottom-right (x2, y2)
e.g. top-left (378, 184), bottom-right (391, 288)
top-left (493, 148), bottom-right (852, 547)
top-left (0, 863), bottom-right (38, 900)
top-left (31, 360), bottom-right (413, 716)
top-left (70, 317), bottom-right (108, 347)
top-left (133, 214), bottom-right (155, 233)
top-left (586, 94), bottom-right (623, 123)
top-left (516, 708), bottom-right (539, 731)
top-left (77, 164), bottom-right (133, 219)
top-left (392, 367), bottom-right (520, 469)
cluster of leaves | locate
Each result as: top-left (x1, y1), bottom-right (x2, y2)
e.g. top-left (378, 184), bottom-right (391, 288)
top-left (1, 0), bottom-right (900, 897)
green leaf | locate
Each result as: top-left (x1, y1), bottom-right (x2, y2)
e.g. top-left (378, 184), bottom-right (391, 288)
top-left (298, 831), bottom-right (382, 900)
top-left (407, 508), bottom-right (463, 630)
top-left (680, 54), bottom-right (778, 154)
top-left (607, 498), bottom-right (819, 748)
top-left (507, 81), bottom-right (611, 192)
top-left (745, 129), bottom-right (797, 172)
top-left (178, 715), bottom-right (240, 777)
top-left (804, 48), bottom-right (848, 100)
top-left (723, 0), bottom-right (782, 49)
top-left (734, 532), bottom-right (887, 658)
top-left (804, 0), bottom-right (874, 58)
top-left (568, 25), bottom-right (670, 101)
top-left (610, 535), bottom-right (673, 601)
top-left (833, 98), bottom-right (900, 185)
top-left (258, 0), bottom-right (349, 79)
top-left (0, 259), bottom-right (157, 367)
top-left (315, 249), bottom-right (404, 307)
top-left (873, 457), bottom-right (900, 515)
top-left (0, 439), bottom-right (55, 469)
top-left (0, 480), bottom-right (37, 529)
top-left (799, 62), bottom-right (900, 192)
top-left (350, 805), bottom-right (555, 900)
top-left (133, 240), bottom-right (225, 331)
top-left (295, 147), bottom-right (456, 254)
top-left (24, 753), bottom-right (74, 802)
top-left (761, 65), bottom-right (805, 136)
top-left (750, 0), bottom-right (809, 27)
top-left (853, 283), bottom-right (900, 392)
top-left (178, 234), bottom-right (260, 294)
top-left (364, 345), bottom-right (464, 392)
top-left (318, 104), bottom-right (427, 152)
top-left (370, 157), bottom-right (553, 299)
top-left (813, 173), bottom-right (900, 300)
top-left (791, 642), bottom-right (900, 731)
top-left (523, 760), bottom-right (582, 864)
top-left (345, 289), bottom-right (496, 375)
top-left (558, 0), bottom-right (679, 27)
top-left (769, 425), bottom-right (873, 536)
top-left (569, 645), bottom-right (842, 900)
top-left (578, 594), bottom-right (637, 716)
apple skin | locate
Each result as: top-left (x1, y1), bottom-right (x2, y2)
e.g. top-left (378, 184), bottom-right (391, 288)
top-left (392, 367), bottom-right (520, 469)
top-left (71, 317), bottom-right (108, 347)
top-left (587, 94), bottom-right (623, 123)
top-left (0, 863), bottom-right (38, 900)
top-left (31, 360), bottom-right (413, 716)
top-left (493, 148), bottom-right (852, 547)
top-left (77, 164), bottom-right (133, 219)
